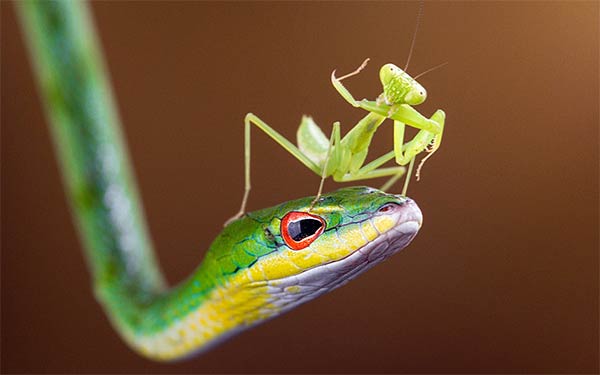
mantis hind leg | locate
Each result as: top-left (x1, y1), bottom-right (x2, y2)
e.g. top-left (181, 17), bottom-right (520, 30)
top-left (225, 113), bottom-right (322, 226)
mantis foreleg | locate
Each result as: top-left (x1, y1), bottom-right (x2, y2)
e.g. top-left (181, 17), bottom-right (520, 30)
top-left (332, 69), bottom-right (444, 134)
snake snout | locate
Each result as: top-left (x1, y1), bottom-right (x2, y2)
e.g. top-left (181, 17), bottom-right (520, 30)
top-left (378, 197), bottom-right (422, 258)
top-left (391, 196), bottom-right (423, 228)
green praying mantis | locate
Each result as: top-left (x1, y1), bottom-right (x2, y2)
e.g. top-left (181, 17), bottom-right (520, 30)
top-left (225, 58), bottom-right (446, 225)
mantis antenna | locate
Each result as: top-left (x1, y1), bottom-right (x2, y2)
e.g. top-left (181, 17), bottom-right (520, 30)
top-left (404, 0), bottom-right (425, 72)
top-left (413, 62), bottom-right (449, 80)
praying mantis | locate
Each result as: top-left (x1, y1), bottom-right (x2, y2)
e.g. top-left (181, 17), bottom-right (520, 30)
top-left (225, 58), bottom-right (446, 225)
top-left (222, 1), bottom-right (447, 225)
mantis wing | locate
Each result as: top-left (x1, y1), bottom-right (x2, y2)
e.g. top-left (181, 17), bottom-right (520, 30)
top-left (296, 116), bottom-right (330, 168)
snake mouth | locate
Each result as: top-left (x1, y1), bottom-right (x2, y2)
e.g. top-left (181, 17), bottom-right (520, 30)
top-left (267, 197), bottom-right (422, 311)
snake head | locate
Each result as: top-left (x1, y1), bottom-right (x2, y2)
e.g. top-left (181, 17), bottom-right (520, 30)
top-left (233, 186), bottom-right (423, 313)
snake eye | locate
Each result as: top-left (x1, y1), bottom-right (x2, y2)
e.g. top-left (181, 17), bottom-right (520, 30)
top-left (281, 211), bottom-right (325, 250)
top-left (378, 203), bottom-right (399, 213)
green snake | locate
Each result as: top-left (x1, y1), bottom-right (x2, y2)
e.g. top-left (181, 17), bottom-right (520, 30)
top-left (17, 1), bottom-right (423, 361)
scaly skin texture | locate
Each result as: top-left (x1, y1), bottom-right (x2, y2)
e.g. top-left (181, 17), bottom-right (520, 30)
top-left (116, 186), bottom-right (423, 360)
top-left (17, 0), bottom-right (424, 362)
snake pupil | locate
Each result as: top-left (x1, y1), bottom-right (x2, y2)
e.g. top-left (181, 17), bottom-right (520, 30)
top-left (289, 219), bottom-right (323, 242)
top-left (280, 211), bottom-right (326, 250)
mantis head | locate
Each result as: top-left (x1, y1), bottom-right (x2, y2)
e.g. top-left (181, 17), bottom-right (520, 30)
top-left (379, 63), bottom-right (427, 106)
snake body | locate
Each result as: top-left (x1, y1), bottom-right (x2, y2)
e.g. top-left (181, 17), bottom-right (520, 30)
top-left (17, 0), bottom-right (423, 361)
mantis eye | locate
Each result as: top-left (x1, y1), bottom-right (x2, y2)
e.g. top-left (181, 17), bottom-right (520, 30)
top-left (281, 211), bottom-right (326, 250)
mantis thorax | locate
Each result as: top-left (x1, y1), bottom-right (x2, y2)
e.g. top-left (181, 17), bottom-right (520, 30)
top-left (379, 63), bottom-right (427, 106)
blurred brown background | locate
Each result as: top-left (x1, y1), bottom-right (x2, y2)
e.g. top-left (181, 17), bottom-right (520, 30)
top-left (2, 1), bottom-right (598, 373)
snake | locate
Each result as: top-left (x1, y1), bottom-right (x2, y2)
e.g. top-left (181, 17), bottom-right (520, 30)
top-left (17, 0), bottom-right (424, 361)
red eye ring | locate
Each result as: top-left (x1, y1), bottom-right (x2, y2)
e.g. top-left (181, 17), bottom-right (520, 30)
top-left (281, 211), bottom-right (326, 251)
